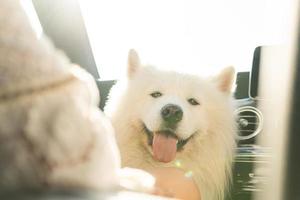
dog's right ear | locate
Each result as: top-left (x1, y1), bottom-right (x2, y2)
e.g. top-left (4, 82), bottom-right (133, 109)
top-left (212, 66), bottom-right (235, 94)
top-left (127, 49), bottom-right (141, 79)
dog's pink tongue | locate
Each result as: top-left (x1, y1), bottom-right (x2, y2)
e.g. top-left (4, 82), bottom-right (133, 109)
top-left (152, 132), bottom-right (178, 163)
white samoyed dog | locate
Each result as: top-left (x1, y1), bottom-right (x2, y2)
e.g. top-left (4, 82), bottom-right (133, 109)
top-left (105, 50), bottom-right (236, 200)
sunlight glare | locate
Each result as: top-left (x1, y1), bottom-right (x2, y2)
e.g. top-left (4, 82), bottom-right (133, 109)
top-left (79, 0), bottom-right (288, 80)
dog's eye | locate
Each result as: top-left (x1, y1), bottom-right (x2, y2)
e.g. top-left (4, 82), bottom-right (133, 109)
top-left (188, 98), bottom-right (200, 105)
top-left (150, 91), bottom-right (163, 98)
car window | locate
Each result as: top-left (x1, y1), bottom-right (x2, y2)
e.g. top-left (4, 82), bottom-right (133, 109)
top-left (79, 0), bottom-right (288, 80)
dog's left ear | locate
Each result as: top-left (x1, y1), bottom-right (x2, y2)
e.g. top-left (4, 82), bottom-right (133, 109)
top-left (214, 66), bottom-right (235, 94)
top-left (127, 49), bottom-right (141, 79)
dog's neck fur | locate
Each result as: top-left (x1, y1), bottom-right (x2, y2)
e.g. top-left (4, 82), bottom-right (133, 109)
top-left (111, 109), bottom-right (235, 200)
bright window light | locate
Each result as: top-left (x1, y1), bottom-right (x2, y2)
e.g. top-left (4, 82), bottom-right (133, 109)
top-left (20, 0), bottom-right (43, 38)
top-left (79, 0), bottom-right (289, 80)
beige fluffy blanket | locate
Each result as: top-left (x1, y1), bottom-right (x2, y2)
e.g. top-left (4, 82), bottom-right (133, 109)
top-left (0, 0), bottom-right (121, 191)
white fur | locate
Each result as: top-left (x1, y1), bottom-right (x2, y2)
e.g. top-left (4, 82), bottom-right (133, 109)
top-left (105, 50), bottom-right (236, 200)
top-left (0, 0), bottom-right (121, 191)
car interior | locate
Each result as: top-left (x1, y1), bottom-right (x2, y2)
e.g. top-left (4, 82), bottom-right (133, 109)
top-left (2, 0), bottom-right (300, 199)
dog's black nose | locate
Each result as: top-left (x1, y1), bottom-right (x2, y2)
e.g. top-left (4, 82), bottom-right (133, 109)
top-left (161, 104), bottom-right (183, 124)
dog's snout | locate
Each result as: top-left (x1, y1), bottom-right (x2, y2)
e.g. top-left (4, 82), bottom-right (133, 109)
top-left (161, 104), bottom-right (183, 124)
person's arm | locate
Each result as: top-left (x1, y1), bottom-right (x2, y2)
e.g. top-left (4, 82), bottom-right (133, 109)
top-left (148, 167), bottom-right (201, 200)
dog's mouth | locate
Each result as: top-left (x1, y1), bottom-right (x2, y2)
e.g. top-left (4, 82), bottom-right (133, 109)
top-left (143, 124), bottom-right (192, 163)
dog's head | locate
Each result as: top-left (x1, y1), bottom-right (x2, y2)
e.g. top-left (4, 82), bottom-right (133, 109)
top-left (110, 49), bottom-right (235, 163)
